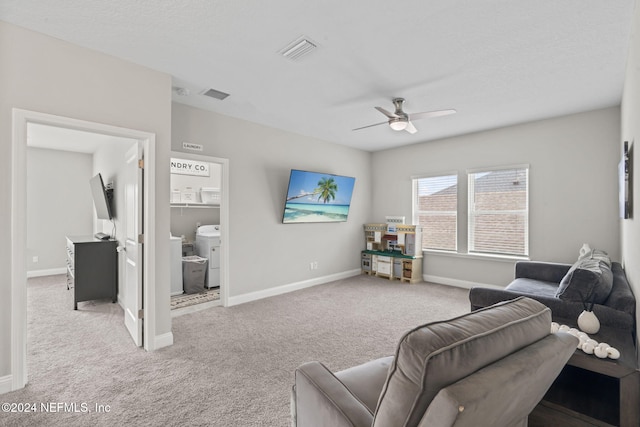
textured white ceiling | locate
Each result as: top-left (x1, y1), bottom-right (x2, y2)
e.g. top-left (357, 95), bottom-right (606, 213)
top-left (1, 0), bottom-right (635, 151)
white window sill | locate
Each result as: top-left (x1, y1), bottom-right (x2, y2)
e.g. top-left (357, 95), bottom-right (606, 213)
top-left (422, 249), bottom-right (529, 263)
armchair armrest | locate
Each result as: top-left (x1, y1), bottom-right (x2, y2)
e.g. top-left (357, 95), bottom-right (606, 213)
top-left (293, 361), bottom-right (373, 427)
top-left (515, 261), bottom-right (571, 283)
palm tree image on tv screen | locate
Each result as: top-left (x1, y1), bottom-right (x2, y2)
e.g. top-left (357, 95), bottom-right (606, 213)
top-left (283, 170), bottom-right (356, 223)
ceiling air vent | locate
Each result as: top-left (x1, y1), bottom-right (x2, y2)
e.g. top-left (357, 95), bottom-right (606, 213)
top-left (201, 88), bottom-right (230, 100)
top-left (280, 37), bottom-right (317, 61)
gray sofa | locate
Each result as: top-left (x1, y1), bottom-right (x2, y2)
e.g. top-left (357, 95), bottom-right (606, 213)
top-left (292, 297), bottom-right (578, 427)
top-left (469, 257), bottom-right (636, 337)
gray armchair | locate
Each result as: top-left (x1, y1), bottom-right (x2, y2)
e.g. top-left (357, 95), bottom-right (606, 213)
top-left (291, 297), bottom-right (578, 427)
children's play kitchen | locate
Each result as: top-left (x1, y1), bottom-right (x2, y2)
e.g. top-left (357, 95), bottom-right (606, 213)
top-left (362, 217), bottom-right (423, 283)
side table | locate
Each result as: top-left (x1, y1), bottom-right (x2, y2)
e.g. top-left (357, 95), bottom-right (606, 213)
top-left (530, 321), bottom-right (639, 426)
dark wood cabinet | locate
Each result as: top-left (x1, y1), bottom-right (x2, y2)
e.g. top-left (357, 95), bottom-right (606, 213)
top-left (66, 236), bottom-right (118, 310)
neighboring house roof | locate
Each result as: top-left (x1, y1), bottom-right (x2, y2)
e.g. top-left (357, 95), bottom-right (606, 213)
top-left (429, 169), bottom-right (526, 196)
top-left (473, 169), bottom-right (527, 193)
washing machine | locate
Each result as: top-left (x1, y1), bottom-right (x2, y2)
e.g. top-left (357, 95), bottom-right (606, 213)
top-left (170, 235), bottom-right (184, 295)
top-left (195, 225), bottom-right (221, 288)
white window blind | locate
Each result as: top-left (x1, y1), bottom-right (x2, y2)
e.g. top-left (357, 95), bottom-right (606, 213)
top-left (468, 167), bottom-right (528, 256)
top-left (413, 175), bottom-right (457, 251)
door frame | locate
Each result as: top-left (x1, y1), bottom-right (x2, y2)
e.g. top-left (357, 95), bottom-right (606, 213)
top-left (170, 151), bottom-right (229, 307)
top-left (11, 109), bottom-right (157, 391)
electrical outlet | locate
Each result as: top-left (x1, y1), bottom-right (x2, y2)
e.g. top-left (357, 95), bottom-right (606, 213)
top-left (32, 256), bottom-right (38, 263)
top-left (313, 261), bottom-right (318, 270)
top-left (309, 262), bottom-right (314, 270)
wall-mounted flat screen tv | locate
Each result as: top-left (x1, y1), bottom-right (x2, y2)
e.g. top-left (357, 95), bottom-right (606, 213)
top-left (90, 173), bottom-right (114, 220)
top-left (619, 140), bottom-right (632, 219)
top-left (282, 170), bottom-right (356, 224)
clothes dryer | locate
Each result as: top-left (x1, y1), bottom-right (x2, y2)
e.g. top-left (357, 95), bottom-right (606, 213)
top-left (195, 225), bottom-right (221, 288)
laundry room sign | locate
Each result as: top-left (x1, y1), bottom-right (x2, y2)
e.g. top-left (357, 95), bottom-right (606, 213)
top-left (182, 142), bottom-right (203, 151)
top-left (170, 158), bottom-right (210, 177)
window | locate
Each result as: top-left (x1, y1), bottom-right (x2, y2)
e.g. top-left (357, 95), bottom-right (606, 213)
top-left (468, 166), bottom-right (528, 256)
top-left (413, 174), bottom-right (457, 251)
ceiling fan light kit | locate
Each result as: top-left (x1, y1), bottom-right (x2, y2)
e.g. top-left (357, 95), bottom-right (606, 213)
top-left (389, 118), bottom-right (408, 131)
top-left (354, 97), bottom-right (456, 134)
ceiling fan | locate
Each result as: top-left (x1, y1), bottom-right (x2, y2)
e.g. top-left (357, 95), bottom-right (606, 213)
top-left (353, 98), bottom-right (456, 134)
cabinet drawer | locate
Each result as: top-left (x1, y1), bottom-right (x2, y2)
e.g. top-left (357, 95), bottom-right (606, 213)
top-left (377, 262), bottom-right (391, 275)
top-left (66, 271), bottom-right (74, 289)
top-left (66, 239), bottom-right (74, 256)
top-left (377, 256), bottom-right (392, 275)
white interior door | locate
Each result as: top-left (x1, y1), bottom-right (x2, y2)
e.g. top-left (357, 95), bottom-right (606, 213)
top-left (123, 144), bottom-right (143, 346)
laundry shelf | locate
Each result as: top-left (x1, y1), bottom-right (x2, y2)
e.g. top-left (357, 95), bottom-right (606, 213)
top-left (171, 203), bottom-right (219, 209)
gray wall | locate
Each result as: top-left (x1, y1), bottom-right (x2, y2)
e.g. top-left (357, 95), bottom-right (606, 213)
top-left (26, 148), bottom-right (93, 273)
top-left (26, 138), bottom-right (138, 285)
top-left (171, 103), bottom-right (372, 298)
top-left (92, 138), bottom-right (138, 236)
top-left (0, 21), bottom-right (172, 377)
top-left (371, 107), bottom-right (621, 287)
top-left (171, 208), bottom-right (221, 242)
top-left (621, 0), bottom-right (639, 363)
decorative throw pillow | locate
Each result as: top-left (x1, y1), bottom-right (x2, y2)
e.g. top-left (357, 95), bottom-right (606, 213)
top-left (578, 249), bottom-right (611, 266)
top-left (556, 250), bottom-right (613, 304)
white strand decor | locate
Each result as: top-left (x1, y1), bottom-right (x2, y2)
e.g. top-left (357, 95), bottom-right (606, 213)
top-left (551, 322), bottom-right (620, 359)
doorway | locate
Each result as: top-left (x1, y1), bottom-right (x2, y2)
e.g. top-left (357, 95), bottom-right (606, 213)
top-left (169, 151), bottom-right (229, 313)
top-left (10, 109), bottom-right (157, 391)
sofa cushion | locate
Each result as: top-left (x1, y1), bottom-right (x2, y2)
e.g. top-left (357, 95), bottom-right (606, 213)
top-left (372, 297), bottom-right (551, 427)
top-left (506, 278), bottom-right (559, 298)
top-left (606, 263), bottom-right (636, 317)
top-left (556, 251), bottom-right (613, 305)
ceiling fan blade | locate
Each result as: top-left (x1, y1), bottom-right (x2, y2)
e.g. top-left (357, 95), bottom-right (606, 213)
top-left (375, 106), bottom-right (399, 119)
top-left (405, 121), bottom-right (417, 134)
top-left (409, 109), bottom-right (457, 121)
top-left (352, 121), bottom-right (388, 131)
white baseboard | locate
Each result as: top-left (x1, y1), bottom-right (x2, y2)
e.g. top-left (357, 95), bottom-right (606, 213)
top-left (423, 274), bottom-right (504, 290)
top-left (27, 268), bottom-right (66, 278)
top-left (0, 375), bottom-right (13, 395)
top-left (154, 332), bottom-right (174, 350)
top-left (228, 269), bottom-right (361, 307)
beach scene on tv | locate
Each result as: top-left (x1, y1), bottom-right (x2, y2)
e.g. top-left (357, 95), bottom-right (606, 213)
top-left (283, 170), bottom-right (356, 223)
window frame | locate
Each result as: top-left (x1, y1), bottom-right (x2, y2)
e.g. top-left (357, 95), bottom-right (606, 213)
top-left (467, 164), bottom-right (529, 257)
top-left (412, 173), bottom-right (459, 252)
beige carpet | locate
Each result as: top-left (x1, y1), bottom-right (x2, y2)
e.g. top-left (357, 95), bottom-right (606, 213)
top-left (3, 274), bottom-right (470, 426)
